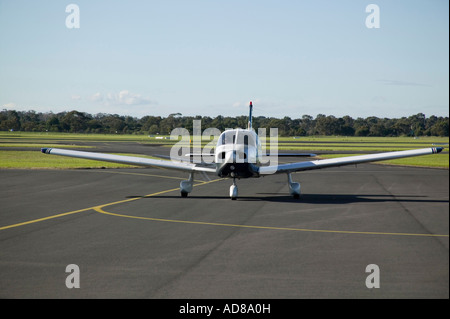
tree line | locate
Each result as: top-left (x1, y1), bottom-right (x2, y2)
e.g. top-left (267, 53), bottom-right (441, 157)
top-left (0, 109), bottom-right (448, 137)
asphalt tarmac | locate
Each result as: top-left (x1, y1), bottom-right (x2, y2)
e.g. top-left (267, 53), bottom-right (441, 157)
top-left (0, 160), bottom-right (448, 298)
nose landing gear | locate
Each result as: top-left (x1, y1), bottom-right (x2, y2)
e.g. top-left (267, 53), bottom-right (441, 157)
top-left (230, 176), bottom-right (238, 200)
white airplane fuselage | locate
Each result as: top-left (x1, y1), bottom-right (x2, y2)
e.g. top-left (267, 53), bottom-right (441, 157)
top-left (214, 128), bottom-right (261, 179)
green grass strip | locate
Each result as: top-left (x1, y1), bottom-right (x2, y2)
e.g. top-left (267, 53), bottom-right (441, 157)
top-left (0, 151), bottom-right (163, 169)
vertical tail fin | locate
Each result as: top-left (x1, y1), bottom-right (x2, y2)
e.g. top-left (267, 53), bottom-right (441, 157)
top-left (248, 101), bottom-right (253, 130)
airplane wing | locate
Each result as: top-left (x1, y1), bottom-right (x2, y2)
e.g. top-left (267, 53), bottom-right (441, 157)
top-left (258, 147), bottom-right (444, 175)
top-left (152, 153), bottom-right (216, 168)
top-left (41, 148), bottom-right (216, 173)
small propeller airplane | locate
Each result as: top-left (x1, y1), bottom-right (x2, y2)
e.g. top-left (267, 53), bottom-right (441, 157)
top-left (41, 102), bottom-right (444, 200)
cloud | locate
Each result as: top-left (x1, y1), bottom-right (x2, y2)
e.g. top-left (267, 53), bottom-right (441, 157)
top-left (71, 94), bottom-right (82, 101)
top-left (2, 102), bottom-right (16, 109)
top-left (87, 90), bottom-right (154, 107)
top-left (105, 90), bottom-right (154, 106)
top-left (89, 92), bottom-right (104, 102)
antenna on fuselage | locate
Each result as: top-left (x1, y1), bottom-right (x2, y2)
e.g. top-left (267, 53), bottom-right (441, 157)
top-left (248, 101), bottom-right (253, 130)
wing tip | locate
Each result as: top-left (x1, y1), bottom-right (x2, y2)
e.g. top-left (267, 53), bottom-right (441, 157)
top-left (433, 147), bottom-right (444, 154)
top-left (41, 148), bottom-right (51, 154)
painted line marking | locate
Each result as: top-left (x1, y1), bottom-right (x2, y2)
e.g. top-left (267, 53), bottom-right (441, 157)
top-left (0, 207), bottom-right (93, 231)
top-left (95, 170), bottom-right (210, 183)
top-left (1, 177), bottom-right (448, 238)
top-left (93, 206), bottom-right (449, 238)
top-left (0, 178), bottom-right (221, 231)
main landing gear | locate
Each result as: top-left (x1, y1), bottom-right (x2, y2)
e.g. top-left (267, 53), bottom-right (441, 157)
top-left (180, 172), bottom-right (194, 198)
top-left (180, 172), bottom-right (301, 200)
top-left (287, 172), bottom-right (301, 199)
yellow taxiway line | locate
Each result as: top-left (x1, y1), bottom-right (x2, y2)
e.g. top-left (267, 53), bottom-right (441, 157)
top-left (1, 177), bottom-right (448, 238)
top-left (93, 206), bottom-right (449, 238)
top-left (0, 177), bottom-right (218, 231)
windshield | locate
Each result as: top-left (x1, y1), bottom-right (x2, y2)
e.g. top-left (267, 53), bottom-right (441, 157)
top-left (217, 130), bottom-right (257, 146)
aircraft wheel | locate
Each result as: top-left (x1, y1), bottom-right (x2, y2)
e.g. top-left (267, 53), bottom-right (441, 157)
top-left (181, 191), bottom-right (188, 198)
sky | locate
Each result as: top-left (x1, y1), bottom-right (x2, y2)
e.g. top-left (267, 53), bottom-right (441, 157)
top-left (0, 0), bottom-right (448, 119)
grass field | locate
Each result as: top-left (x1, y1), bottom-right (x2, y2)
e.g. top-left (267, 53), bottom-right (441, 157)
top-left (0, 131), bottom-right (448, 169)
top-left (0, 151), bottom-right (160, 169)
top-left (0, 131), bottom-right (150, 142)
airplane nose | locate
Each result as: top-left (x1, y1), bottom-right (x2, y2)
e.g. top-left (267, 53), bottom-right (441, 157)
top-left (224, 150), bottom-right (236, 163)
top-left (224, 149), bottom-right (248, 163)
top-left (217, 146), bottom-right (247, 164)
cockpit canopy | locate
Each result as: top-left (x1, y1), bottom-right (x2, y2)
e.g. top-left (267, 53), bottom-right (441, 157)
top-left (217, 129), bottom-right (258, 147)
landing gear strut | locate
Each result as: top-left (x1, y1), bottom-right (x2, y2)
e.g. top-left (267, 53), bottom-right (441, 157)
top-left (287, 173), bottom-right (301, 199)
top-left (180, 172), bottom-right (194, 197)
top-left (229, 177), bottom-right (238, 200)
